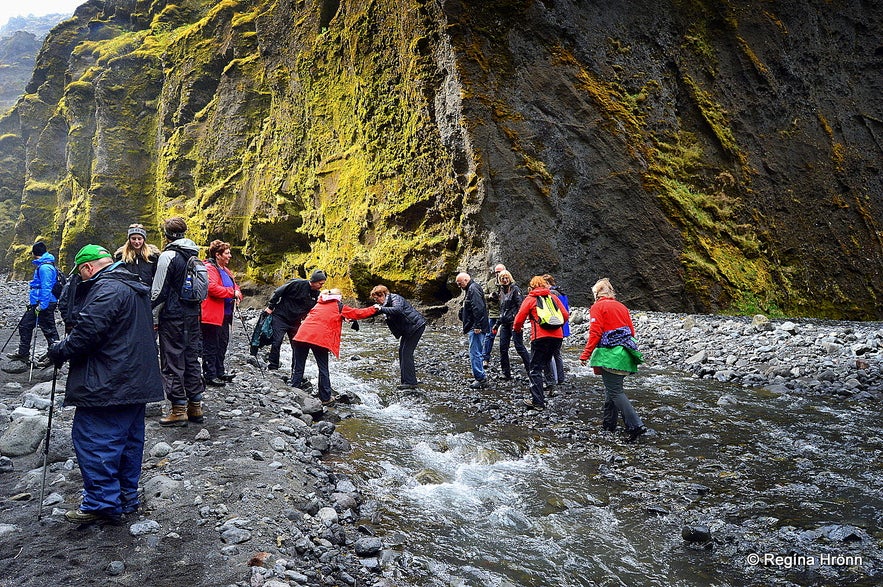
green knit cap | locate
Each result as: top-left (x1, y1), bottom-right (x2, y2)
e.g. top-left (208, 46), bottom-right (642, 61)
top-left (74, 244), bottom-right (113, 267)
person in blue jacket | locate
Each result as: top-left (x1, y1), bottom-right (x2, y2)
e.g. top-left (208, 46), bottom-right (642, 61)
top-left (7, 242), bottom-right (60, 363)
top-left (48, 244), bottom-right (164, 524)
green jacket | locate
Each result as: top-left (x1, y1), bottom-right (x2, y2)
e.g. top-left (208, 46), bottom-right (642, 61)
top-left (589, 345), bottom-right (644, 373)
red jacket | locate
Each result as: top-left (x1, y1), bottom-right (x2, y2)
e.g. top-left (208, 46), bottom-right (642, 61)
top-left (579, 297), bottom-right (635, 361)
top-left (294, 297), bottom-right (376, 357)
top-left (513, 287), bottom-right (570, 341)
top-left (201, 261), bottom-right (241, 326)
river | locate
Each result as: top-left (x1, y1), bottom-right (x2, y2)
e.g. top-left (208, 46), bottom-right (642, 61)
top-left (309, 322), bottom-right (882, 586)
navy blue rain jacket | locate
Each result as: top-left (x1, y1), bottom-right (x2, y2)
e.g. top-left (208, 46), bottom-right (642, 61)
top-left (55, 262), bottom-right (164, 407)
top-left (377, 293), bottom-right (426, 338)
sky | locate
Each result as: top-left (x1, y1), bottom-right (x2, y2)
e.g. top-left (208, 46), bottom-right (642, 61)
top-left (0, 0), bottom-right (83, 29)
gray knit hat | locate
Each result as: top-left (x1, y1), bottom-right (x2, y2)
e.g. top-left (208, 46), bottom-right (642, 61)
top-left (310, 270), bottom-right (327, 283)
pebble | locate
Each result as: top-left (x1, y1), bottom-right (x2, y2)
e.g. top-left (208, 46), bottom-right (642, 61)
top-left (106, 561), bottom-right (125, 576)
top-left (129, 520), bottom-right (161, 536)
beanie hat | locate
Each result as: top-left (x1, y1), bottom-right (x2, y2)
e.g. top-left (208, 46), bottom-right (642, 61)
top-left (32, 241), bottom-right (47, 256)
top-left (74, 244), bottom-right (113, 267)
top-left (310, 269), bottom-right (327, 283)
top-left (127, 225), bottom-right (147, 239)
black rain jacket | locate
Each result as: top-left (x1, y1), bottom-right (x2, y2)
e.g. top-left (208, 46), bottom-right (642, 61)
top-left (377, 293), bottom-right (426, 338)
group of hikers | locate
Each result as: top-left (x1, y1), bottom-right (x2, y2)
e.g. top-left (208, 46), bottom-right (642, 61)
top-left (4, 217), bottom-right (647, 525)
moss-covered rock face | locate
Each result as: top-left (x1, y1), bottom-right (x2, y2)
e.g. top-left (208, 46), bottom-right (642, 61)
top-left (0, 0), bottom-right (880, 319)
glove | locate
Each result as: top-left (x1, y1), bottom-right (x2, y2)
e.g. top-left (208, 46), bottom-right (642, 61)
top-left (47, 342), bottom-right (65, 368)
top-left (350, 321), bottom-right (360, 331)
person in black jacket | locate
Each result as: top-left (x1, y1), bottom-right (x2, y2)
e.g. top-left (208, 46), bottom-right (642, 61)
top-left (264, 269), bottom-right (326, 370)
top-left (47, 245), bottom-right (163, 524)
top-left (114, 223), bottom-right (160, 286)
top-left (494, 270), bottom-right (531, 381)
top-left (369, 285), bottom-right (427, 390)
top-left (455, 272), bottom-right (490, 389)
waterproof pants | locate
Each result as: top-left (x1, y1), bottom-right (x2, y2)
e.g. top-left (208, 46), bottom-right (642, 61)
top-left (398, 325), bottom-right (424, 385)
top-left (528, 337), bottom-right (561, 407)
top-left (72, 404), bottom-right (146, 516)
top-left (268, 316), bottom-right (301, 370)
top-left (600, 368), bottom-right (643, 431)
top-left (158, 315), bottom-right (204, 404)
top-left (497, 323), bottom-right (530, 378)
top-left (17, 303), bottom-right (59, 356)
top-left (201, 314), bottom-right (232, 380)
top-left (468, 331), bottom-right (487, 382)
top-left (292, 342), bottom-right (332, 400)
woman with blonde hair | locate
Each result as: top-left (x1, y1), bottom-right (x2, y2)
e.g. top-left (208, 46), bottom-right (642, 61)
top-left (579, 278), bottom-right (646, 441)
top-left (114, 223), bottom-right (160, 285)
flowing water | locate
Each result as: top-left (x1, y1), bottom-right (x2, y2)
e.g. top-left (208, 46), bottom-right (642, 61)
top-left (301, 324), bottom-right (882, 586)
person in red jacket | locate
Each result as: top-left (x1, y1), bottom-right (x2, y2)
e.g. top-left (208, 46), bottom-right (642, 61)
top-left (579, 278), bottom-right (646, 441)
top-left (200, 240), bottom-right (242, 394)
top-left (292, 288), bottom-right (376, 404)
top-left (513, 275), bottom-right (570, 410)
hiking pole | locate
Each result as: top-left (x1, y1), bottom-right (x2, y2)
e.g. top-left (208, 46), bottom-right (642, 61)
top-left (28, 309), bottom-right (40, 382)
top-left (1, 311), bottom-right (28, 354)
top-left (37, 365), bottom-right (59, 521)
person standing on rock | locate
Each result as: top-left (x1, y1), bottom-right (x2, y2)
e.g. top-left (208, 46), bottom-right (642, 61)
top-left (579, 277), bottom-right (646, 441)
top-left (47, 244), bottom-right (163, 524)
top-left (494, 270), bottom-right (530, 381)
top-left (264, 269), bottom-right (326, 371)
top-left (369, 285), bottom-right (427, 390)
top-left (456, 272), bottom-right (490, 389)
top-left (482, 263), bottom-right (506, 368)
top-left (7, 242), bottom-right (60, 364)
top-left (114, 223), bottom-right (161, 286)
top-left (151, 217), bottom-right (205, 426)
top-left (291, 288), bottom-right (376, 404)
top-left (201, 240), bottom-right (242, 388)
top-left (513, 275), bottom-right (570, 410)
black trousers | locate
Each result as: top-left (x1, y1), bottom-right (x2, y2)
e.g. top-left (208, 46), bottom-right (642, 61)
top-left (17, 303), bottom-right (59, 356)
top-left (268, 316), bottom-right (302, 369)
top-left (201, 314), bottom-right (232, 380)
top-left (527, 337), bottom-right (562, 407)
top-left (158, 315), bottom-right (204, 404)
top-left (497, 323), bottom-right (530, 377)
top-left (398, 325), bottom-right (424, 385)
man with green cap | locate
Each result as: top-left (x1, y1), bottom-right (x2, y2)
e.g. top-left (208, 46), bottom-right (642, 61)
top-left (47, 244), bottom-right (163, 524)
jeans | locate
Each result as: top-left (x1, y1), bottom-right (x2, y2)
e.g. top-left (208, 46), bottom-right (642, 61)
top-left (468, 331), bottom-right (487, 381)
top-left (201, 314), bottom-right (232, 380)
top-left (497, 323), bottom-right (530, 377)
top-left (600, 369), bottom-right (643, 430)
top-left (527, 337), bottom-right (561, 407)
top-left (17, 303), bottom-right (59, 356)
top-left (292, 342), bottom-right (332, 400)
top-left (398, 325), bottom-right (424, 385)
top-left (482, 318), bottom-right (498, 361)
top-left (72, 404), bottom-right (146, 515)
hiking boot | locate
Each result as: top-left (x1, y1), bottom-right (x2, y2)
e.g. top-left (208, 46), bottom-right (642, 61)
top-left (205, 377), bottom-right (226, 387)
top-left (218, 372), bottom-right (236, 382)
top-left (626, 426), bottom-right (648, 443)
top-left (6, 352), bottom-right (28, 362)
top-left (159, 404), bottom-right (188, 427)
top-left (186, 401), bottom-right (204, 424)
top-left (291, 379), bottom-right (313, 391)
top-left (64, 508), bottom-right (122, 525)
top-left (523, 398), bottom-right (545, 410)
top-left (469, 379), bottom-right (488, 389)
top-left (321, 397), bottom-right (336, 407)
top-left (397, 383), bottom-right (419, 390)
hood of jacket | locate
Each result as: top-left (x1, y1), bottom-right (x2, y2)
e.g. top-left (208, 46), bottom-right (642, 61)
top-left (84, 261), bottom-right (151, 296)
top-left (32, 252), bottom-right (56, 266)
top-left (165, 238), bottom-right (200, 254)
top-left (527, 287), bottom-right (552, 298)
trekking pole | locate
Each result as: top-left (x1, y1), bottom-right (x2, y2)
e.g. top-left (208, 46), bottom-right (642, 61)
top-left (28, 309), bottom-right (40, 382)
top-left (235, 304), bottom-right (264, 376)
top-left (1, 311), bottom-right (28, 354)
top-left (37, 365), bottom-right (59, 521)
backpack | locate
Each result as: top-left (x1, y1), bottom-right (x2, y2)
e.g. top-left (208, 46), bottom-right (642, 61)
top-left (535, 295), bottom-right (564, 329)
top-left (175, 250), bottom-right (209, 304)
top-left (51, 265), bottom-right (66, 298)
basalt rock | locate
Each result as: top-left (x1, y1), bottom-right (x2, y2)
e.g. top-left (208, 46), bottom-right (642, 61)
top-left (0, 1), bottom-right (880, 319)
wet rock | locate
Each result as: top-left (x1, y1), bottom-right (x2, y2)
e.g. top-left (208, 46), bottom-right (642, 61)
top-left (129, 520), bottom-right (161, 536)
top-left (0, 456), bottom-right (14, 472)
top-left (142, 475), bottom-right (182, 501)
top-left (317, 507), bottom-right (338, 525)
top-left (0, 415), bottom-right (48, 457)
top-left (682, 524), bottom-right (712, 543)
top-left (106, 561), bottom-right (125, 576)
top-left (354, 536), bottom-right (382, 556)
top-left (0, 524), bottom-right (21, 539)
top-left (149, 442), bottom-right (172, 458)
top-left (194, 428), bottom-right (211, 441)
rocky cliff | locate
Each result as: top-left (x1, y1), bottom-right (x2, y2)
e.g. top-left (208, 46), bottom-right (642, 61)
top-left (0, 0), bottom-right (880, 319)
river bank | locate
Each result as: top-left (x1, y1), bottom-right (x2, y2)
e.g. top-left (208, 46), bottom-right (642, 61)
top-left (1, 276), bottom-right (881, 586)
